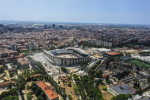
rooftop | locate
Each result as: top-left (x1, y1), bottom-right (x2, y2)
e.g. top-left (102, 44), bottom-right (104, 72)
top-left (109, 82), bottom-right (136, 94)
top-left (98, 48), bottom-right (111, 52)
top-left (25, 74), bottom-right (41, 80)
top-left (107, 52), bottom-right (120, 56)
top-left (17, 58), bottom-right (29, 65)
top-left (37, 81), bottom-right (58, 100)
top-left (49, 47), bottom-right (89, 58)
top-left (0, 81), bottom-right (15, 86)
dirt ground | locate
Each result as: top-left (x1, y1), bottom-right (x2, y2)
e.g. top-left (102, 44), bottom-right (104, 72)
top-left (4, 70), bottom-right (10, 80)
top-left (59, 79), bottom-right (78, 100)
top-left (119, 49), bottom-right (139, 54)
top-left (25, 82), bottom-right (37, 100)
top-left (99, 85), bottom-right (114, 100)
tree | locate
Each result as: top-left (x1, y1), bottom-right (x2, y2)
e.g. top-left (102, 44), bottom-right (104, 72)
top-left (137, 88), bottom-right (143, 95)
top-left (96, 70), bottom-right (103, 78)
top-left (105, 75), bottom-right (112, 84)
top-left (147, 77), bottom-right (150, 83)
top-left (102, 86), bottom-right (107, 91)
top-left (17, 75), bottom-right (26, 91)
top-left (0, 88), bottom-right (18, 99)
top-left (73, 75), bottom-right (103, 100)
top-left (68, 95), bottom-right (73, 100)
top-left (27, 93), bottom-right (32, 100)
top-left (96, 79), bottom-right (103, 86)
top-left (115, 70), bottom-right (130, 80)
top-left (133, 80), bottom-right (140, 89)
top-left (111, 94), bottom-right (128, 100)
top-left (68, 82), bottom-right (72, 87)
top-left (0, 66), bottom-right (5, 73)
top-left (62, 93), bottom-right (67, 100)
top-left (37, 96), bottom-right (44, 100)
top-left (30, 82), bottom-right (46, 100)
top-left (1, 96), bottom-right (18, 100)
top-left (27, 85), bottom-right (31, 90)
top-left (61, 67), bottom-right (68, 73)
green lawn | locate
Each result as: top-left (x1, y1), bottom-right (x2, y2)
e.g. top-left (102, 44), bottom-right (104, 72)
top-left (129, 59), bottom-right (150, 69)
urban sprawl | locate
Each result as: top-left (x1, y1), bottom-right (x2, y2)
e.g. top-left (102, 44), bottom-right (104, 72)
top-left (0, 23), bottom-right (150, 100)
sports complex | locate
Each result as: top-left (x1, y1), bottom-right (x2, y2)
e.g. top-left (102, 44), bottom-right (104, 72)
top-left (44, 47), bottom-right (90, 66)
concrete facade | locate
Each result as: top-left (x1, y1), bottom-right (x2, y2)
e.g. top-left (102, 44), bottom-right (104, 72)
top-left (43, 48), bottom-right (90, 66)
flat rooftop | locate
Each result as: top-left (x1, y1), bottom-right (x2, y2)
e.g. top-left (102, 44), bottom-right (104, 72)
top-left (98, 48), bottom-right (111, 52)
top-left (107, 52), bottom-right (120, 56)
top-left (109, 82), bottom-right (136, 94)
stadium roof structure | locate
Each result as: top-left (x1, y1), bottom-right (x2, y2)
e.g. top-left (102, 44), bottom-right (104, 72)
top-left (109, 82), bottom-right (136, 94)
top-left (50, 47), bottom-right (89, 57)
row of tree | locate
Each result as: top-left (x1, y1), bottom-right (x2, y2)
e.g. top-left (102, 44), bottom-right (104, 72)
top-left (114, 70), bottom-right (130, 80)
top-left (0, 88), bottom-right (18, 99)
top-left (0, 65), bottom-right (7, 73)
top-left (29, 82), bottom-right (46, 100)
top-left (73, 74), bottom-right (103, 100)
top-left (111, 94), bottom-right (132, 100)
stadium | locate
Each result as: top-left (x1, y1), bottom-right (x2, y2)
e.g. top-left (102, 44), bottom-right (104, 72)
top-left (44, 47), bottom-right (90, 66)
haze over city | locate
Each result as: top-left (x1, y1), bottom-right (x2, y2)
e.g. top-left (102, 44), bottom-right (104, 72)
top-left (0, 0), bottom-right (150, 24)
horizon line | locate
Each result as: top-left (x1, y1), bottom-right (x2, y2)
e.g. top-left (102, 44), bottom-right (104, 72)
top-left (0, 19), bottom-right (150, 26)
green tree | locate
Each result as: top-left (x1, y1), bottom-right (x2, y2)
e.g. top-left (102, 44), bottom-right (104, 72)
top-left (68, 82), bottom-right (72, 87)
top-left (147, 77), bottom-right (150, 83)
top-left (68, 95), bottom-right (73, 100)
top-left (62, 93), bottom-right (67, 100)
top-left (61, 67), bottom-right (68, 73)
top-left (96, 79), bottom-right (103, 86)
top-left (0, 88), bottom-right (18, 99)
top-left (111, 94), bottom-right (128, 100)
top-left (37, 96), bottom-right (44, 100)
top-left (137, 88), bottom-right (143, 95)
top-left (1, 96), bottom-right (18, 100)
top-left (27, 93), bottom-right (32, 100)
top-left (102, 86), bottom-right (107, 91)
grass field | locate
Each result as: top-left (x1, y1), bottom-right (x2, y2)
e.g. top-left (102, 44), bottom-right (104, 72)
top-left (129, 59), bottom-right (150, 69)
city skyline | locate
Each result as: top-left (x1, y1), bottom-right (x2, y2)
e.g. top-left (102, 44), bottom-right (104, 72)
top-left (0, 0), bottom-right (150, 25)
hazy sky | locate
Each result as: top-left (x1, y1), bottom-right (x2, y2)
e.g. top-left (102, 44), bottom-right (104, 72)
top-left (0, 0), bottom-right (150, 24)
